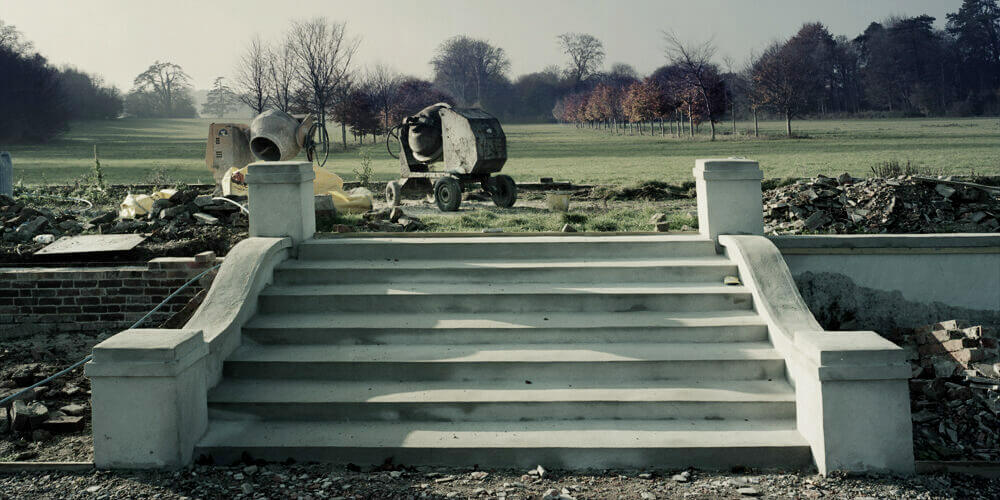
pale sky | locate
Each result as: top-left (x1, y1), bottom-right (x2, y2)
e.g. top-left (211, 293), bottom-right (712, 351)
top-left (1, 0), bottom-right (959, 91)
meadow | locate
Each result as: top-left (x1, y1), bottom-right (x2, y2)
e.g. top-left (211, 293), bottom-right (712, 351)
top-left (3, 116), bottom-right (999, 186)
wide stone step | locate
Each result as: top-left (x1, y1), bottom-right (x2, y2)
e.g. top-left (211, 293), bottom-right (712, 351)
top-left (257, 283), bottom-right (754, 314)
top-left (242, 311), bottom-right (769, 345)
top-left (207, 379), bottom-right (797, 422)
top-left (297, 235), bottom-right (718, 261)
top-left (195, 419), bottom-right (813, 469)
top-left (274, 257), bottom-right (738, 285)
top-left (223, 342), bottom-right (785, 381)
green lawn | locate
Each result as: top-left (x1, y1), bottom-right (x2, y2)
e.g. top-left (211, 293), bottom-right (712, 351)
top-left (4, 117), bottom-right (999, 186)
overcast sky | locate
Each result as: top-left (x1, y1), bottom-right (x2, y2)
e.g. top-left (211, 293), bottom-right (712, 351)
top-left (1, 0), bottom-right (959, 91)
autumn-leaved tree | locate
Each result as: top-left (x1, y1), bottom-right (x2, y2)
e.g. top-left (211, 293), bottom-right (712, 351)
top-left (622, 80), bottom-right (659, 135)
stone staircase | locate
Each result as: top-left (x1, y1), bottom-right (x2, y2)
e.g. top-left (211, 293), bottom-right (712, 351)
top-left (195, 235), bottom-right (812, 469)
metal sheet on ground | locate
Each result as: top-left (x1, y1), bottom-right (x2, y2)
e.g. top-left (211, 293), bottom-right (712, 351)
top-left (35, 234), bottom-right (147, 255)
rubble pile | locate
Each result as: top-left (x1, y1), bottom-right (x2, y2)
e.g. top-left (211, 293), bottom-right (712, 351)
top-left (1, 359), bottom-right (92, 460)
top-left (355, 207), bottom-right (428, 233)
top-left (901, 320), bottom-right (1000, 461)
top-left (763, 174), bottom-right (1000, 234)
top-left (0, 189), bottom-right (249, 261)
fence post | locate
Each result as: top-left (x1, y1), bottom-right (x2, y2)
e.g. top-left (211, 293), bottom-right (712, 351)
top-left (0, 152), bottom-right (12, 197)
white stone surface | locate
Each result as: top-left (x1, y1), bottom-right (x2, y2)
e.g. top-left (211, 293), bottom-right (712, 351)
top-left (247, 161), bottom-right (315, 244)
top-left (720, 235), bottom-right (914, 474)
top-left (693, 158), bottom-right (764, 241)
top-left (86, 328), bottom-right (208, 468)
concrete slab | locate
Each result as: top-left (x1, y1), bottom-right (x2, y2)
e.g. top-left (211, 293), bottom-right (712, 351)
top-left (35, 234), bottom-right (146, 255)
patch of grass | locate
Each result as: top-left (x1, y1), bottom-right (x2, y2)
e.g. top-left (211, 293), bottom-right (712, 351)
top-left (5, 117), bottom-right (998, 186)
top-left (421, 201), bottom-right (699, 233)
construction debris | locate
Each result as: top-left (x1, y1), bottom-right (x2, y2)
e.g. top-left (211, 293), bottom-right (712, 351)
top-left (764, 174), bottom-right (1000, 234)
top-left (901, 320), bottom-right (1000, 461)
top-left (360, 207), bottom-right (427, 232)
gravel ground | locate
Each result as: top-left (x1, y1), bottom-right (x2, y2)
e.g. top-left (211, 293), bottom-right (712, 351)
top-left (1, 464), bottom-right (999, 500)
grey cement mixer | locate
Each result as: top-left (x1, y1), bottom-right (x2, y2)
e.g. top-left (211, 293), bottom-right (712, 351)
top-left (386, 103), bottom-right (516, 212)
top-left (205, 109), bottom-right (324, 190)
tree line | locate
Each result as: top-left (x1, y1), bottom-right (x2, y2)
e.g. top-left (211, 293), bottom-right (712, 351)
top-left (230, 1), bottom-right (998, 145)
top-left (0, 20), bottom-right (122, 142)
top-left (2, 0), bottom-right (997, 144)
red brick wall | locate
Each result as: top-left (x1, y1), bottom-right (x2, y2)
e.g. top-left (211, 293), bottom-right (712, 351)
top-left (0, 253), bottom-right (219, 338)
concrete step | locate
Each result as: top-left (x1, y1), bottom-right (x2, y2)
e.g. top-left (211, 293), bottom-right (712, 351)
top-left (195, 419), bottom-right (813, 469)
top-left (297, 235), bottom-right (718, 261)
top-left (223, 342), bottom-right (785, 381)
top-left (257, 283), bottom-right (754, 314)
top-left (242, 311), bottom-right (769, 345)
top-left (207, 379), bottom-right (797, 422)
top-left (274, 257), bottom-right (738, 285)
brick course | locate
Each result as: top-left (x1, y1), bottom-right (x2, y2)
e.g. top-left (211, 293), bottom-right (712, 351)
top-left (0, 253), bottom-right (219, 337)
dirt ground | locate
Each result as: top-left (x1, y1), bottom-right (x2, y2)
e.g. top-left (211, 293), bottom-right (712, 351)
top-left (1, 463), bottom-right (998, 499)
top-left (0, 332), bottom-right (103, 462)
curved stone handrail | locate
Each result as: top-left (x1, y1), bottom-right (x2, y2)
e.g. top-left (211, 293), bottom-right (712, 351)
top-left (719, 234), bottom-right (914, 474)
top-left (184, 236), bottom-right (291, 386)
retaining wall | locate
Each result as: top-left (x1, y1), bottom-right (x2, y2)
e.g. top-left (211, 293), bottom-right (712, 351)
top-left (771, 234), bottom-right (1000, 335)
top-left (0, 253), bottom-right (218, 338)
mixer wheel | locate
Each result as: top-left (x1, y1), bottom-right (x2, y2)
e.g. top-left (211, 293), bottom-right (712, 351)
top-left (385, 180), bottom-right (402, 207)
top-left (434, 177), bottom-right (462, 212)
top-left (489, 175), bottom-right (517, 208)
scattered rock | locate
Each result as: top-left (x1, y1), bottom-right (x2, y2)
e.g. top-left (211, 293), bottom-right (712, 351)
top-left (31, 429), bottom-right (52, 442)
top-left (764, 175), bottom-right (1000, 235)
top-left (42, 415), bottom-right (84, 433)
top-left (192, 212), bottom-right (219, 225)
top-left (738, 487), bottom-right (760, 496)
top-left (649, 212), bottom-right (667, 223)
top-left (88, 211), bottom-right (116, 225)
top-left (561, 223), bottom-right (577, 232)
top-left (11, 400), bottom-right (48, 431)
top-left (672, 471), bottom-right (691, 483)
top-left (654, 221), bottom-right (671, 232)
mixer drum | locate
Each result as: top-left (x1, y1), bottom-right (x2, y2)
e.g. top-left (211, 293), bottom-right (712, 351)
top-left (249, 109), bottom-right (303, 161)
top-left (406, 103), bottom-right (449, 163)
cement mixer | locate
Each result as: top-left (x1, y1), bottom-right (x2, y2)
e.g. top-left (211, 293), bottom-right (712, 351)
top-left (205, 109), bottom-right (326, 189)
top-left (386, 103), bottom-right (516, 212)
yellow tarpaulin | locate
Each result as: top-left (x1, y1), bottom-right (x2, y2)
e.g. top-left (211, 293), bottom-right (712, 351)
top-left (222, 165), bottom-right (372, 213)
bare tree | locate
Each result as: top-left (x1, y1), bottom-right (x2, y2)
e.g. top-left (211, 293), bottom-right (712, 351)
top-left (663, 31), bottom-right (723, 140)
top-left (287, 17), bottom-right (360, 135)
top-left (235, 34), bottom-right (270, 114)
top-left (365, 63), bottom-right (402, 133)
top-left (267, 40), bottom-right (296, 113)
top-left (132, 61), bottom-right (192, 116)
top-left (741, 52), bottom-right (763, 137)
top-left (431, 35), bottom-right (509, 106)
top-left (558, 33), bottom-right (605, 85)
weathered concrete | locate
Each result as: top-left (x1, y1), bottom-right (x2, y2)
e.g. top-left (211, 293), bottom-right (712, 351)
top-left (185, 237), bottom-right (291, 387)
top-left (85, 238), bottom-right (292, 468)
top-left (85, 329), bottom-right (209, 468)
top-left (771, 234), bottom-right (1000, 312)
top-left (693, 158), bottom-right (764, 242)
top-left (720, 235), bottom-right (915, 474)
top-left (246, 161), bottom-right (315, 244)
